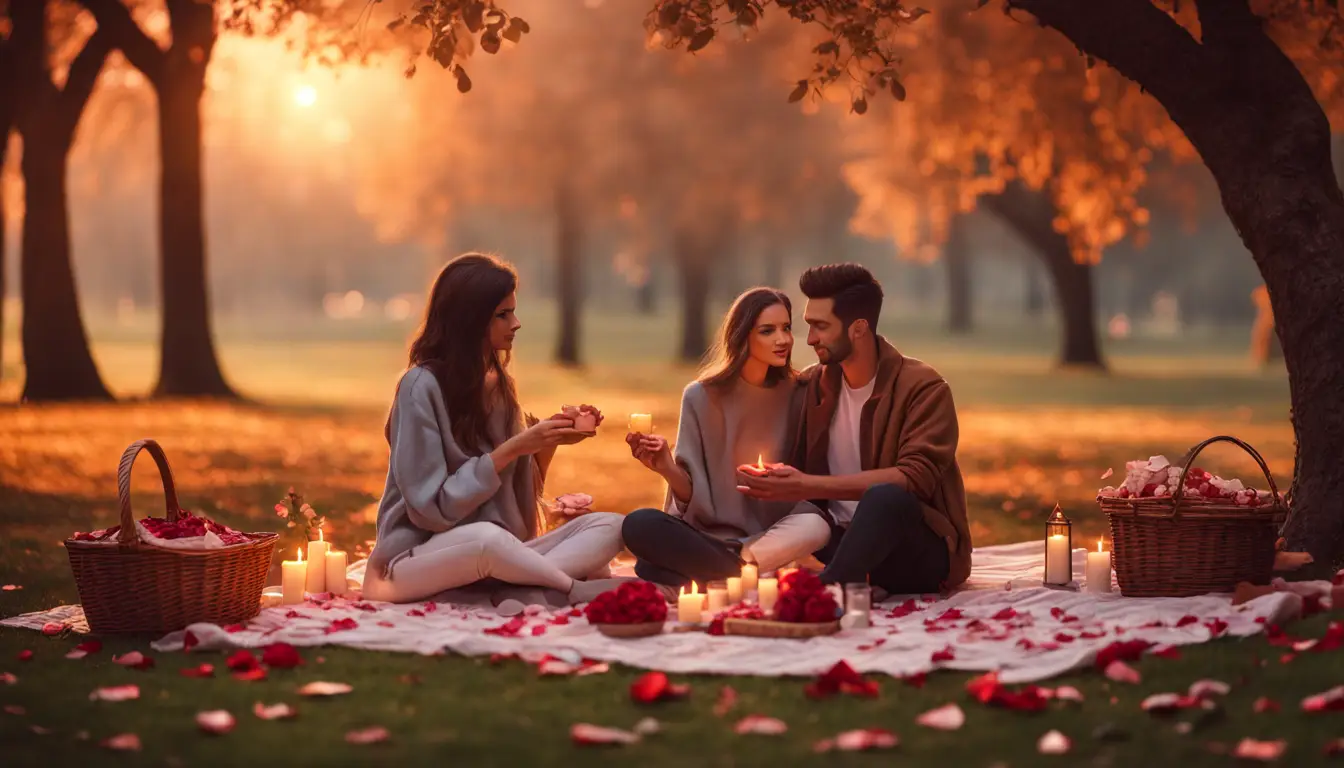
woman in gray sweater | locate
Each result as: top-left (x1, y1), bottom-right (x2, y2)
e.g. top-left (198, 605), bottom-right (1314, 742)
top-left (621, 288), bottom-right (830, 588)
top-left (364, 254), bottom-right (626, 605)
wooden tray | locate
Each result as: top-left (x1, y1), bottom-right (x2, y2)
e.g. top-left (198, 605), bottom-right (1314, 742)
top-left (721, 618), bottom-right (840, 638)
top-left (594, 621), bottom-right (665, 638)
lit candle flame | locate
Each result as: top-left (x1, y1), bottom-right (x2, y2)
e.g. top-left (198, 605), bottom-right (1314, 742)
top-left (296, 547), bottom-right (303, 563)
top-left (690, 581), bottom-right (698, 594)
top-left (756, 454), bottom-right (764, 471)
top-left (1097, 538), bottom-right (1104, 553)
top-left (319, 528), bottom-right (324, 543)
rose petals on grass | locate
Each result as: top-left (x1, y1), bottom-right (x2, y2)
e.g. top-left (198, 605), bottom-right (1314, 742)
top-left (916, 703), bottom-right (965, 731)
top-left (66, 640), bottom-right (103, 660)
top-left (253, 702), bottom-right (297, 720)
top-left (805, 661), bottom-right (879, 699)
top-left (1253, 697), bottom-right (1281, 714)
top-left (814, 728), bottom-right (898, 753)
top-left (196, 710), bottom-right (236, 735)
top-left (180, 664), bottom-right (215, 678)
top-left (1, 584), bottom-right (21, 591)
top-left (1, 672), bottom-right (17, 685)
top-left (90, 684), bottom-right (140, 702)
top-left (632, 717), bottom-right (661, 736)
top-left (571, 723), bottom-right (641, 746)
top-left (734, 715), bottom-right (788, 735)
top-left (1234, 738), bottom-right (1287, 761)
top-left (713, 685), bottom-right (738, 717)
top-left (297, 681), bottom-right (352, 697)
top-left (234, 668), bottom-right (268, 682)
top-left (345, 726), bottom-right (390, 744)
top-left (101, 733), bottom-right (141, 751)
top-left (112, 651), bottom-right (154, 670)
top-left (1187, 679), bottom-right (1231, 699)
top-left (226, 650), bottom-right (259, 672)
top-left (40, 622), bottom-right (64, 636)
top-left (630, 671), bottom-right (689, 704)
top-left (4, 704), bottom-right (25, 715)
top-left (1037, 730), bottom-right (1071, 755)
top-left (261, 643), bottom-right (304, 669)
top-left (1302, 685), bottom-right (1344, 712)
top-left (16, 650), bottom-right (32, 662)
top-left (1103, 660), bottom-right (1141, 684)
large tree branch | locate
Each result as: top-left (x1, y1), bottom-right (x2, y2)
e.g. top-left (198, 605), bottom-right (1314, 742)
top-left (1193, 0), bottom-right (1260, 44)
top-left (57, 29), bottom-right (114, 136)
top-left (78, 0), bottom-right (166, 86)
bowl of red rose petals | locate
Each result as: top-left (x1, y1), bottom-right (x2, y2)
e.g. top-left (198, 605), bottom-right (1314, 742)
top-left (584, 581), bottom-right (668, 638)
top-left (721, 570), bottom-right (841, 638)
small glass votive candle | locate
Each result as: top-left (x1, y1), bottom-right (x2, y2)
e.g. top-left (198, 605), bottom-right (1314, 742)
top-left (706, 580), bottom-right (729, 614)
top-left (843, 583), bottom-right (871, 628)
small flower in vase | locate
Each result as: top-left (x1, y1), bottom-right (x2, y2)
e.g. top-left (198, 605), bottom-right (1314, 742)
top-left (277, 488), bottom-right (327, 540)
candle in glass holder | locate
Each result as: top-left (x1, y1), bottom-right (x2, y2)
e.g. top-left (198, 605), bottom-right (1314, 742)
top-left (628, 413), bottom-right (653, 434)
top-left (706, 581), bottom-right (728, 613)
top-left (1085, 539), bottom-right (1112, 594)
top-left (726, 576), bottom-right (743, 603)
top-left (325, 549), bottom-right (348, 596)
top-left (741, 563), bottom-right (758, 593)
top-left (306, 529), bottom-right (329, 593)
top-left (758, 577), bottom-right (779, 614)
top-left (677, 582), bottom-right (705, 623)
top-left (1045, 534), bottom-right (1071, 585)
top-left (281, 548), bottom-right (306, 605)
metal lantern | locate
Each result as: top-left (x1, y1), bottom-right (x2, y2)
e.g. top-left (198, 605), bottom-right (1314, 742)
top-left (1043, 503), bottom-right (1073, 587)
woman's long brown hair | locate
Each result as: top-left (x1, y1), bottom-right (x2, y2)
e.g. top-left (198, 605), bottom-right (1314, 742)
top-left (402, 253), bottom-right (522, 454)
top-left (697, 287), bottom-right (796, 388)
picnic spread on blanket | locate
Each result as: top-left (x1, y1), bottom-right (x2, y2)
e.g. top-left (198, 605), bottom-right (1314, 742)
top-left (3, 434), bottom-right (1338, 686)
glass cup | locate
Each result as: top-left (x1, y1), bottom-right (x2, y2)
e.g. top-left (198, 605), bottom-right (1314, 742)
top-left (844, 582), bottom-right (872, 623)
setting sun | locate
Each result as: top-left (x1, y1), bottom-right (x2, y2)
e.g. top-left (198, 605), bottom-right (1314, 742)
top-left (293, 84), bottom-right (318, 107)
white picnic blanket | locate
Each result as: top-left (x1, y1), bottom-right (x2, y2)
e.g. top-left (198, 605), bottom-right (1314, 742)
top-left (2, 541), bottom-right (1312, 683)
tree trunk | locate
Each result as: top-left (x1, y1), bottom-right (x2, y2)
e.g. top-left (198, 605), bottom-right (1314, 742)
top-left (553, 180), bottom-right (582, 367)
top-left (635, 275), bottom-right (656, 315)
top-left (0, 134), bottom-right (8, 381)
top-left (1009, 0), bottom-right (1344, 570)
top-left (1024, 260), bottom-right (1045, 318)
top-left (981, 182), bottom-right (1105, 369)
top-left (153, 10), bottom-right (235, 398)
top-left (674, 231), bottom-right (712, 363)
top-left (19, 136), bottom-right (112, 401)
top-left (944, 213), bottom-right (973, 333)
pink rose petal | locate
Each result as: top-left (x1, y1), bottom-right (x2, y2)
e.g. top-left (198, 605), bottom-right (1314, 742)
top-left (1253, 697), bottom-right (1281, 714)
top-left (1103, 660), bottom-right (1141, 684)
top-left (345, 726), bottom-right (390, 744)
top-left (734, 715), bottom-right (788, 735)
top-left (1, 584), bottom-right (22, 591)
top-left (1188, 679), bottom-right (1230, 699)
top-left (90, 684), bottom-right (140, 702)
top-left (30, 724), bottom-right (53, 735)
top-left (1037, 729), bottom-right (1071, 755)
top-left (196, 710), bottom-right (236, 734)
top-left (1233, 738), bottom-right (1286, 761)
top-left (571, 723), bottom-right (640, 745)
top-left (101, 733), bottom-right (141, 751)
top-left (713, 685), bottom-right (738, 717)
top-left (632, 717), bottom-right (661, 736)
top-left (4, 704), bottom-right (25, 715)
top-left (40, 622), bottom-right (64, 636)
top-left (815, 728), bottom-right (898, 753)
top-left (1051, 686), bottom-right (1085, 703)
top-left (253, 702), bottom-right (297, 720)
top-left (180, 664), bottom-right (215, 678)
top-left (112, 651), bottom-right (154, 670)
top-left (916, 703), bottom-right (965, 731)
top-left (297, 681), bottom-right (352, 696)
top-left (0, 672), bottom-right (16, 685)
top-left (1301, 685), bottom-right (1344, 712)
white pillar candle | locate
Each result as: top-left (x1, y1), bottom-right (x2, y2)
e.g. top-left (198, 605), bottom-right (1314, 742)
top-left (758, 577), bottom-right (778, 614)
top-left (677, 582), bottom-right (705, 623)
top-left (741, 563), bottom-right (758, 593)
top-left (706, 584), bottom-right (728, 614)
top-left (325, 550), bottom-right (348, 596)
top-left (281, 548), bottom-right (306, 605)
top-left (1085, 539), bottom-right (1112, 594)
top-left (628, 413), bottom-right (653, 434)
top-left (726, 577), bottom-right (743, 604)
top-left (1045, 534), bottom-right (1071, 585)
top-left (305, 530), bottom-right (329, 593)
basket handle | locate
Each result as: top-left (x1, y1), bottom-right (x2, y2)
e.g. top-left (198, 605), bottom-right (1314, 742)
top-left (1170, 435), bottom-right (1283, 515)
top-left (116, 439), bottom-right (182, 545)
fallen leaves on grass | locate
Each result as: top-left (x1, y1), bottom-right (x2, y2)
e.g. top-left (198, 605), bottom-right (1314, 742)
top-left (805, 661), bottom-right (880, 699)
top-left (916, 703), bottom-right (965, 730)
top-left (298, 681), bottom-right (352, 697)
top-left (112, 651), bottom-right (154, 670)
top-left (345, 726), bottom-right (390, 744)
top-left (1037, 730), bottom-right (1071, 755)
top-left (180, 664), bottom-right (215, 678)
top-left (1233, 738), bottom-right (1287, 761)
top-left (101, 733), bottom-right (141, 751)
top-left (253, 702), bottom-right (297, 720)
top-left (196, 710), bottom-right (236, 735)
top-left (630, 671), bottom-right (689, 704)
top-left (571, 723), bottom-right (641, 746)
top-left (813, 728), bottom-right (898, 753)
top-left (713, 685), bottom-right (738, 716)
top-left (734, 715), bottom-right (788, 735)
top-left (90, 684), bottom-right (140, 702)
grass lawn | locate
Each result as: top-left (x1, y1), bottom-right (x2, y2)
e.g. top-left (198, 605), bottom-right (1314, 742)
top-left (3, 317), bottom-right (1336, 766)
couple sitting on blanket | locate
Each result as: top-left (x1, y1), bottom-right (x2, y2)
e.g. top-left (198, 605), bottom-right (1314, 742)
top-left (362, 252), bottom-right (972, 610)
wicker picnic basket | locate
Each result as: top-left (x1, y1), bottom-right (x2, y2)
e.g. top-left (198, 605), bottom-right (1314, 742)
top-left (1099, 435), bottom-right (1288, 598)
top-left (64, 439), bottom-right (277, 634)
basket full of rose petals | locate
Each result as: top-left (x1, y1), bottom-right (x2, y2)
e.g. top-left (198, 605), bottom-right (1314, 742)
top-left (720, 570), bottom-right (840, 638)
top-left (584, 580), bottom-right (667, 638)
top-left (64, 439), bottom-right (278, 634)
top-left (1097, 435), bottom-right (1288, 597)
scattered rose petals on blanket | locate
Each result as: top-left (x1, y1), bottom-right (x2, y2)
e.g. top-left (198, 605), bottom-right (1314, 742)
top-left (180, 664), bottom-right (215, 678)
top-left (16, 650), bottom-right (32, 661)
top-left (226, 650), bottom-right (259, 672)
top-left (916, 703), bottom-right (965, 730)
top-left (1253, 697), bottom-right (1280, 714)
top-left (345, 726), bottom-right (390, 744)
top-left (804, 661), bottom-right (879, 699)
top-left (182, 631), bottom-right (199, 652)
top-left (814, 728), bottom-right (898, 753)
top-left (630, 671), bottom-right (689, 704)
top-left (1301, 685), bottom-right (1344, 712)
top-left (0, 672), bottom-right (16, 685)
top-left (484, 617), bottom-right (527, 637)
top-left (90, 684), bottom-right (140, 702)
top-left (253, 702), bottom-right (297, 720)
top-left (298, 681), bottom-right (352, 697)
top-left (633, 717), bottom-right (661, 736)
top-left (196, 710), bottom-right (236, 735)
top-left (1104, 661), bottom-right (1141, 684)
top-left (571, 723), bottom-right (641, 745)
top-left (261, 643), bottom-right (303, 669)
top-left (1233, 738), bottom-right (1287, 761)
top-left (991, 607), bottom-right (1019, 621)
top-left (1206, 618), bottom-right (1229, 637)
top-left (113, 651), bottom-right (154, 670)
top-left (325, 618), bottom-right (359, 634)
top-left (101, 733), bottom-right (141, 751)
top-left (1151, 644), bottom-right (1181, 660)
top-left (930, 646), bottom-right (955, 664)
top-left (1037, 730), bottom-right (1071, 755)
top-left (734, 715), bottom-right (787, 735)
top-left (713, 686), bottom-right (738, 716)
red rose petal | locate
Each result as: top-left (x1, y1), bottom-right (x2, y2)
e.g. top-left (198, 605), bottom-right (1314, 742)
top-left (196, 710), bottom-right (236, 735)
top-left (930, 646), bottom-right (955, 664)
top-left (1252, 696), bottom-right (1280, 714)
top-left (182, 631), bottom-right (199, 652)
top-left (4, 704), bottom-right (25, 715)
top-left (1103, 660), bottom-right (1141, 684)
top-left (814, 728), bottom-right (898, 753)
top-left (261, 643), bottom-right (303, 669)
top-left (1151, 644), bottom-right (1181, 660)
top-left (1094, 640), bottom-right (1152, 669)
top-left (40, 622), bottom-right (64, 636)
top-left (1176, 615), bottom-right (1199, 627)
top-left (991, 607), bottom-right (1019, 620)
top-left (530, 625), bottom-right (547, 637)
top-left (483, 617), bottom-right (527, 637)
top-left (226, 650), bottom-right (260, 672)
top-left (1, 584), bottom-right (21, 591)
top-left (1233, 738), bottom-right (1286, 761)
top-left (180, 664), bottom-right (215, 678)
top-left (0, 672), bottom-right (17, 685)
top-left (325, 618), bottom-right (359, 634)
top-left (16, 650), bottom-right (32, 661)
top-left (1301, 685), bottom-right (1344, 712)
top-left (345, 726), bottom-right (390, 744)
top-left (903, 672), bottom-right (927, 689)
top-left (233, 667), bottom-right (268, 682)
top-left (1206, 618), bottom-right (1229, 637)
top-left (90, 684), bottom-right (140, 702)
top-left (629, 671), bottom-right (689, 704)
top-left (804, 661), bottom-right (880, 699)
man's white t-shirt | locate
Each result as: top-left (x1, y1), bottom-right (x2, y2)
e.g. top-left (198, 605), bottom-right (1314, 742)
top-left (826, 374), bottom-right (876, 525)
